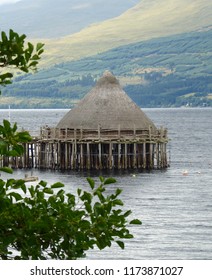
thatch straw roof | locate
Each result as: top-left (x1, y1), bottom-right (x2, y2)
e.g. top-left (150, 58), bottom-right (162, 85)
top-left (56, 71), bottom-right (156, 131)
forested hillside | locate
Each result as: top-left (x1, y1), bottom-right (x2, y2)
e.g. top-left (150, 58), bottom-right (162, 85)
top-left (1, 29), bottom-right (211, 108)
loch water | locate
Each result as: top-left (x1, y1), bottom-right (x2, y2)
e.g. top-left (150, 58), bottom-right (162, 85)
top-left (1, 108), bottom-right (212, 260)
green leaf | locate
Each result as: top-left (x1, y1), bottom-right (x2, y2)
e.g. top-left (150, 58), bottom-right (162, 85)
top-left (27, 42), bottom-right (34, 54)
top-left (94, 202), bottom-right (103, 216)
top-left (0, 167), bottom-right (13, 174)
top-left (3, 119), bottom-right (11, 131)
top-left (36, 42), bottom-right (45, 52)
top-left (57, 189), bottom-right (65, 196)
top-left (124, 234), bottom-right (134, 239)
top-left (80, 191), bottom-right (92, 203)
top-left (99, 176), bottom-right (104, 183)
top-left (51, 182), bottom-right (64, 189)
top-left (1, 31), bottom-right (8, 42)
top-left (39, 180), bottom-right (47, 188)
top-left (28, 61), bottom-right (38, 68)
top-left (9, 192), bottom-right (22, 202)
top-left (113, 199), bottom-right (124, 206)
top-left (84, 201), bottom-right (92, 213)
top-left (104, 178), bottom-right (117, 185)
top-left (77, 188), bottom-right (82, 196)
top-left (66, 193), bottom-right (75, 205)
top-left (29, 186), bottom-right (35, 197)
top-left (31, 54), bottom-right (40, 60)
top-left (87, 177), bottom-right (95, 189)
top-left (116, 240), bottom-right (125, 249)
top-left (0, 72), bottom-right (13, 79)
top-left (21, 184), bottom-right (27, 194)
top-left (129, 219), bottom-right (142, 225)
top-left (123, 210), bottom-right (132, 217)
top-left (43, 188), bottom-right (54, 194)
top-left (38, 49), bottom-right (44, 56)
top-left (13, 179), bottom-right (25, 187)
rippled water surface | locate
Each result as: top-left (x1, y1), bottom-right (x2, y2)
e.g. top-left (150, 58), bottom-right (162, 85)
top-left (1, 108), bottom-right (212, 259)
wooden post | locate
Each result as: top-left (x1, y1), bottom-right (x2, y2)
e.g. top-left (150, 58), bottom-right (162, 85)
top-left (125, 143), bottom-right (128, 169)
top-left (149, 143), bottom-right (153, 168)
top-left (30, 143), bottom-right (33, 168)
top-left (26, 143), bottom-right (29, 168)
top-left (98, 143), bottom-right (102, 169)
top-left (143, 142), bottom-right (146, 169)
top-left (109, 142), bottom-right (113, 169)
top-left (86, 142), bottom-right (90, 169)
top-left (71, 142), bottom-right (74, 169)
top-left (156, 143), bottom-right (160, 168)
top-left (161, 143), bottom-right (164, 168)
top-left (118, 143), bottom-right (121, 169)
top-left (137, 144), bottom-right (142, 168)
top-left (133, 143), bottom-right (137, 169)
top-left (80, 143), bottom-right (84, 169)
top-left (65, 142), bottom-right (69, 169)
top-left (74, 129), bottom-right (77, 169)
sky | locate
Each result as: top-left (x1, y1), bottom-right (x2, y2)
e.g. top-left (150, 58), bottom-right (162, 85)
top-left (0, 0), bottom-right (21, 5)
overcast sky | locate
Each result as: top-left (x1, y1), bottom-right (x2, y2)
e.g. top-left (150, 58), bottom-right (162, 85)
top-left (0, 0), bottom-right (21, 5)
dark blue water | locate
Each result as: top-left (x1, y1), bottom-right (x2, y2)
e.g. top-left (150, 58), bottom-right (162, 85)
top-left (1, 108), bottom-right (212, 259)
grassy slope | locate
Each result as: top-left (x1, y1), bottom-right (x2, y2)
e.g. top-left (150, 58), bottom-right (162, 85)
top-left (0, 0), bottom-right (140, 38)
top-left (41, 0), bottom-right (212, 66)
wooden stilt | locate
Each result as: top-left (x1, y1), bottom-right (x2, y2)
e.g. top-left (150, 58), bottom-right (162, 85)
top-left (98, 143), bottom-right (102, 169)
top-left (6, 123), bottom-right (168, 171)
top-left (125, 143), bottom-right (127, 169)
top-left (133, 143), bottom-right (137, 169)
top-left (80, 143), bottom-right (84, 169)
top-left (118, 143), bottom-right (121, 169)
top-left (87, 142), bottom-right (90, 169)
top-left (143, 142), bottom-right (146, 169)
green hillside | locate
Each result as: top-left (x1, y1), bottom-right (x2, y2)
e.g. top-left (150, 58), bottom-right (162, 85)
top-left (1, 29), bottom-right (211, 108)
top-left (41, 0), bottom-right (212, 66)
top-left (0, 0), bottom-right (139, 38)
top-left (1, 0), bottom-right (211, 67)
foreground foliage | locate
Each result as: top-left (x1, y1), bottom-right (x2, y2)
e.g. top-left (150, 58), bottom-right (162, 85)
top-left (0, 175), bottom-right (141, 260)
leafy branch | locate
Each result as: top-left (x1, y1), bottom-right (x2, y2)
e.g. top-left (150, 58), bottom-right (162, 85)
top-left (0, 176), bottom-right (141, 260)
top-left (0, 29), bottom-right (44, 92)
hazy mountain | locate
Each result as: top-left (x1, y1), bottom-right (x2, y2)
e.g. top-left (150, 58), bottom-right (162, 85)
top-left (0, 0), bottom-right (140, 38)
top-left (42, 0), bottom-right (212, 65)
top-left (1, 0), bottom-right (211, 66)
top-left (0, 0), bottom-right (211, 108)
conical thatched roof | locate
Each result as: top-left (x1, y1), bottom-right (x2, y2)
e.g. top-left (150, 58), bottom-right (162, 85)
top-left (56, 71), bottom-right (156, 131)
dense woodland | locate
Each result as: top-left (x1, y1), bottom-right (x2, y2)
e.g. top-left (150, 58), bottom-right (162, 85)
top-left (1, 30), bottom-right (211, 108)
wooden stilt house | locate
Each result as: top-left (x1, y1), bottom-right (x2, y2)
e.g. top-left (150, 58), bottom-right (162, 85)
top-left (3, 71), bottom-right (169, 170)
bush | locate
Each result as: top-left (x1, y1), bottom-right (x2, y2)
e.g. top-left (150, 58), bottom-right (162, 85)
top-left (0, 175), bottom-right (141, 260)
